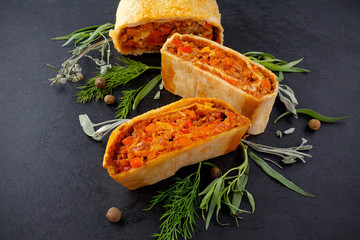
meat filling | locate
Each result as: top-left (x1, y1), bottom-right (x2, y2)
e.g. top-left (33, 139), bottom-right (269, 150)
top-left (111, 102), bottom-right (245, 173)
top-left (118, 20), bottom-right (221, 52)
top-left (165, 35), bottom-right (277, 98)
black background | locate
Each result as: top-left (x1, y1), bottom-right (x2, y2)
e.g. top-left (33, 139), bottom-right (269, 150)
top-left (1, 0), bottom-right (360, 239)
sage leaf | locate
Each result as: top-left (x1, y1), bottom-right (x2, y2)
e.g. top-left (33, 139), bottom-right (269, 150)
top-left (249, 152), bottom-right (315, 197)
top-left (79, 114), bottom-right (95, 137)
top-left (278, 84), bottom-right (298, 117)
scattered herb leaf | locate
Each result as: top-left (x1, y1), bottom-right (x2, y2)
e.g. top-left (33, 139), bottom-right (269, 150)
top-left (274, 108), bottom-right (352, 123)
top-left (242, 138), bottom-right (312, 164)
top-left (248, 152), bottom-right (315, 197)
top-left (244, 51), bottom-right (309, 82)
top-left (200, 142), bottom-right (254, 229)
top-left (278, 84), bottom-right (299, 117)
top-left (132, 74), bottom-right (162, 110)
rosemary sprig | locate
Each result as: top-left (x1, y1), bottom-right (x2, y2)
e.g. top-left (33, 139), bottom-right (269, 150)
top-left (76, 57), bottom-right (161, 103)
top-left (244, 51), bottom-right (309, 82)
top-left (115, 87), bottom-right (143, 119)
top-left (199, 143), bottom-right (255, 230)
top-left (248, 152), bottom-right (315, 197)
top-left (145, 163), bottom-right (202, 240)
top-left (274, 108), bottom-right (352, 123)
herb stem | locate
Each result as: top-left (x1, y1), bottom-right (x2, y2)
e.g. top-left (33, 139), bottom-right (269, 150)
top-left (274, 108), bottom-right (352, 123)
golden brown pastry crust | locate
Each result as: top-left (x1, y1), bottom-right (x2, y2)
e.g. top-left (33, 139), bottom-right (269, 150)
top-left (109, 0), bottom-right (223, 55)
top-left (161, 33), bottom-right (279, 135)
top-left (103, 98), bottom-right (250, 190)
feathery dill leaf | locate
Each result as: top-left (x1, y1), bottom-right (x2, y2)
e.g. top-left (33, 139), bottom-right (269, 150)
top-left (115, 87), bottom-right (143, 119)
top-left (76, 57), bottom-right (160, 103)
top-left (146, 163), bottom-right (202, 240)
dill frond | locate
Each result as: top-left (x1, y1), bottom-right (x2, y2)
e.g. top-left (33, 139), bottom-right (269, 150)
top-left (146, 163), bottom-right (202, 240)
top-left (115, 87), bottom-right (143, 119)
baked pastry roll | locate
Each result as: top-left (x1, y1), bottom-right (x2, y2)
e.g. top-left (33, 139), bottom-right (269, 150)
top-left (109, 0), bottom-right (223, 55)
top-left (161, 33), bottom-right (279, 134)
top-left (103, 98), bottom-right (250, 190)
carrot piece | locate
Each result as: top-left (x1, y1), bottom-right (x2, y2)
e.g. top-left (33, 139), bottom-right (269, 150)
top-left (178, 46), bottom-right (193, 53)
top-left (172, 40), bottom-right (182, 45)
top-left (147, 152), bottom-right (157, 161)
top-left (130, 157), bottom-right (144, 168)
top-left (260, 79), bottom-right (272, 91)
top-left (145, 123), bottom-right (157, 133)
top-left (178, 136), bottom-right (194, 147)
top-left (122, 136), bottom-right (134, 146)
top-left (225, 77), bottom-right (238, 86)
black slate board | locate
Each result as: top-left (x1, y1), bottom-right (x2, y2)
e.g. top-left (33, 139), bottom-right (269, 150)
top-left (1, 0), bottom-right (360, 239)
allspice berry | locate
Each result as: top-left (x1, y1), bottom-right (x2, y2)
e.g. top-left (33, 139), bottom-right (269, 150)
top-left (209, 167), bottom-right (221, 179)
top-left (94, 77), bottom-right (106, 89)
top-left (308, 119), bottom-right (321, 130)
top-left (106, 207), bottom-right (122, 223)
top-left (104, 95), bottom-right (115, 105)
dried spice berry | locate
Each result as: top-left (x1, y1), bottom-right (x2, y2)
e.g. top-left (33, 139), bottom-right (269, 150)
top-left (209, 167), bottom-right (221, 179)
top-left (106, 207), bottom-right (122, 223)
top-left (308, 119), bottom-right (321, 130)
top-left (94, 77), bottom-right (106, 89)
top-left (104, 95), bottom-right (115, 105)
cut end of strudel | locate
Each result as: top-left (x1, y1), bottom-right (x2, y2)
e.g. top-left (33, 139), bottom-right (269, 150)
top-left (109, 0), bottom-right (224, 55)
top-left (160, 33), bottom-right (279, 134)
top-left (103, 98), bottom-right (250, 190)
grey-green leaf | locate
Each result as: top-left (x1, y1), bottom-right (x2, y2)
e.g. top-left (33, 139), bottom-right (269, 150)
top-left (249, 152), bottom-right (315, 197)
top-left (79, 114), bottom-right (95, 137)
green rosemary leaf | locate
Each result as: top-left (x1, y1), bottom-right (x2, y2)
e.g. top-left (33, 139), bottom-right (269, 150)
top-left (52, 24), bottom-right (101, 40)
top-left (74, 34), bottom-right (91, 45)
top-left (277, 71), bottom-right (284, 82)
top-left (274, 108), bottom-right (352, 123)
top-left (205, 178), bottom-right (224, 230)
top-left (61, 32), bottom-right (91, 47)
top-left (80, 23), bottom-right (114, 45)
top-left (115, 87), bottom-right (143, 119)
top-left (244, 51), bottom-right (276, 59)
top-left (248, 152), bottom-right (315, 197)
top-left (244, 51), bottom-right (309, 82)
top-left (245, 190), bottom-right (255, 214)
top-left (132, 74), bottom-right (162, 110)
top-left (230, 165), bottom-right (249, 216)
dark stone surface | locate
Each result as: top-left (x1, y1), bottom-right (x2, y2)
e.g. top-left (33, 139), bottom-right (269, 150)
top-left (1, 0), bottom-right (359, 239)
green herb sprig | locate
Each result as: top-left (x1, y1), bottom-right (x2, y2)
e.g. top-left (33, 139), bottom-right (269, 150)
top-left (244, 51), bottom-right (309, 82)
top-left (199, 143), bottom-right (255, 230)
top-left (249, 152), bottom-right (315, 197)
top-left (76, 57), bottom-right (161, 103)
top-left (132, 74), bottom-right (162, 110)
top-left (49, 23), bottom-right (115, 85)
top-left (274, 108), bottom-right (352, 123)
top-left (145, 163), bottom-right (202, 240)
top-left (115, 87), bottom-right (143, 119)
top-left (52, 23), bottom-right (114, 54)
